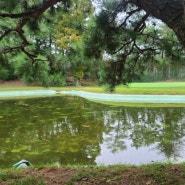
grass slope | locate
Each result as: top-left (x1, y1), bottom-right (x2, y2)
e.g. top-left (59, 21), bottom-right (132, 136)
top-left (1, 163), bottom-right (185, 185)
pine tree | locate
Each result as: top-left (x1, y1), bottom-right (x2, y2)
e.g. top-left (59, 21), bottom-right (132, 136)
top-left (84, 0), bottom-right (185, 90)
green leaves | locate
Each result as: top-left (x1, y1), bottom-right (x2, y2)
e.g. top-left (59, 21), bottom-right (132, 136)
top-left (0, 0), bottom-right (20, 12)
top-left (35, 54), bottom-right (47, 61)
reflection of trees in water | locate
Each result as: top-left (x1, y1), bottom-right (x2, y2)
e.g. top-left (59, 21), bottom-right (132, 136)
top-left (103, 109), bottom-right (130, 152)
top-left (154, 108), bottom-right (185, 160)
top-left (0, 97), bottom-right (104, 167)
top-left (103, 107), bottom-right (185, 160)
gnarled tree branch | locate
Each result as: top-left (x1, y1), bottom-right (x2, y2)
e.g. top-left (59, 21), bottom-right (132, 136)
top-left (130, 0), bottom-right (185, 50)
top-left (0, 0), bottom-right (61, 59)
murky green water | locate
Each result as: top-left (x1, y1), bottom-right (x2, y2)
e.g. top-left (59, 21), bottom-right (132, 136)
top-left (0, 96), bottom-right (185, 168)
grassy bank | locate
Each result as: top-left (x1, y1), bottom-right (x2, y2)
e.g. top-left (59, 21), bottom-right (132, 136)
top-left (1, 163), bottom-right (185, 185)
top-left (0, 82), bottom-right (185, 95)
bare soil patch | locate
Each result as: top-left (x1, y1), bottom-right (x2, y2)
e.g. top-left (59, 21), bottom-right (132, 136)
top-left (0, 80), bottom-right (25, 86)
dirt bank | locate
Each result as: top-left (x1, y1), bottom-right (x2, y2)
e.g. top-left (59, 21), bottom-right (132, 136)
top-left (1, 164), bottom-right (185, 185)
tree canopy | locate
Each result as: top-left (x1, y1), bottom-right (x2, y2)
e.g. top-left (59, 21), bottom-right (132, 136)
top-left (0, 0), bottom-right (185, 89)
top-left (84, 0), bottom-right (185, 90)
top-left (0, 0), bottom-right (64, 60)
top-left (1, 0), bottom-right (185, 55)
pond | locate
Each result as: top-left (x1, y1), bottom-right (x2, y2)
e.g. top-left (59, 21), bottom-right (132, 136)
top-left (0, 96), bottom-right (185, 168)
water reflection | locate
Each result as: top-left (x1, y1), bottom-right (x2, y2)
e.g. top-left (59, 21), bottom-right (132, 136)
top-left (0, 96), bottom-right (184, 168)
top-left (102, 107), bottom-right (185, 163)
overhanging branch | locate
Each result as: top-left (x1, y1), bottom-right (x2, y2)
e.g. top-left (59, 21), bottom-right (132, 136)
top-left (0, 0), bottom-right (61, 59)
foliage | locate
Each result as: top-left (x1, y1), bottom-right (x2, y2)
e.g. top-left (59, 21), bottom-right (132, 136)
top-left (0, 54), bottom-right (16, 80)
top-left (13, 53), bottom-right (50, 86)
top-left (53, 0), bottom-right (94, 85)
top-left (55, 0), bottom-right (93, 49)
top-left (48, 73), bottom-right (66, 87)
top-left (0, 0), bottom-right (70, 59)
top-left (134, 25), bottom-right (185, 82)
top-left (83, 1), bottom-right (185, 90)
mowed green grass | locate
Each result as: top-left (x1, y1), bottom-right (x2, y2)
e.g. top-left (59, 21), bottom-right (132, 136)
top-left (58, 82), bottom-right (185, 95)
top-left (0, 82), bottom-right (185, 95)
top-left (115, 82), bottom-right (185, 94)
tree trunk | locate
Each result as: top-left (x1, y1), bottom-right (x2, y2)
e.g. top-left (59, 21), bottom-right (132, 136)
top-left (131, 0), bottom-right (185, 50)
top-left (168, 64), bottom-right (171, 80)
top-left (76, 79), bottom-right (81, 86)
